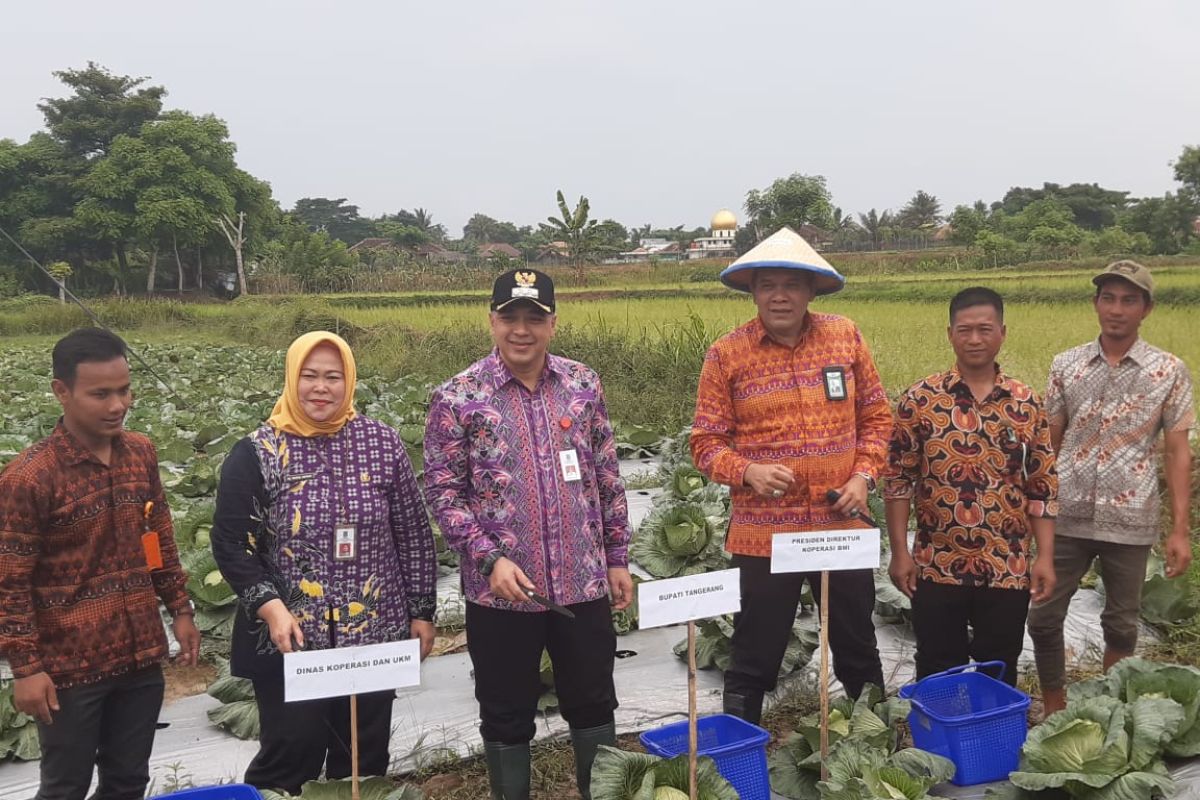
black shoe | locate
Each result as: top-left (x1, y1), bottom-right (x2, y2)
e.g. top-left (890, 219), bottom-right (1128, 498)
top-left (722, 690), bottom-right (764, 725)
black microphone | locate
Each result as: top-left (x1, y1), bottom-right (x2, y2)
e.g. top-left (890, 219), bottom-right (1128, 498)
top-left (826, 489), bottom-right (879, 528)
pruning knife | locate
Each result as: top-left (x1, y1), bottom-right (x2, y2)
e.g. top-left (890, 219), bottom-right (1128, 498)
top-left (523, 587), bottom-right (576, 619)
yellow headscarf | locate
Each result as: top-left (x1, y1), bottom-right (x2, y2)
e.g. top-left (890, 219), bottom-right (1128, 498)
top-left (267, 331), bottom-right (358, 437)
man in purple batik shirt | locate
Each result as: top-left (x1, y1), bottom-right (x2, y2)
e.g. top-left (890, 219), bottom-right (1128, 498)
top-left (423, 269), bottom-right (633, 800)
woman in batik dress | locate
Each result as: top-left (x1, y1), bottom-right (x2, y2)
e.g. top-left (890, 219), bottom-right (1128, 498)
top-left (211, 331), bottom-right (437, 794)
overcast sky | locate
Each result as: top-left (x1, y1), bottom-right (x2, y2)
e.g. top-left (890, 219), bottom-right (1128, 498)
top-left (4, 1), bottom-right (1198, 236)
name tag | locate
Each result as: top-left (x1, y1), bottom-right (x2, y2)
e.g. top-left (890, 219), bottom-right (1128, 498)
top-left (334, 525), bottom-right (357, 561)
top-left (823, 366), bottom-right (847, 401)
top-left (559, 449), bottom-right (582, 482)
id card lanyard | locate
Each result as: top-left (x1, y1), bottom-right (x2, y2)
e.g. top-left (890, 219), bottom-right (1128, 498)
top-left (141, 500), bottom-right (164, 570)
top-left (315, 438), bottom-right (357, 562)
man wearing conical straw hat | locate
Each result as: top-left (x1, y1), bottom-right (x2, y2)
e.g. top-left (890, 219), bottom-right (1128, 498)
top-left (691, 227), bottom-right (891, 722)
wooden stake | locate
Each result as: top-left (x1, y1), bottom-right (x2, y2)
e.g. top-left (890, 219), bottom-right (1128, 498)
top-left (819, 571), bottom-right (831, 781)
top-left (351, 693), bottom-right (361, 800)
top-left (687, 620), bottom-right (698, 800)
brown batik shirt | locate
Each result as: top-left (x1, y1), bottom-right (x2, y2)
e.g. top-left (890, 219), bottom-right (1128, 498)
top-left (0, 422), bottom-right (191, 688)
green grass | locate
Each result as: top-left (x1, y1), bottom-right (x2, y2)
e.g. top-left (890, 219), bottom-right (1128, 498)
top-left (3, 263), bottom-right (1198, 429)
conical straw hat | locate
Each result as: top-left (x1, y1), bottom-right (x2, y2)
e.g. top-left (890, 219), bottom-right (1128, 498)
top-left (719, 226), bottom-right (845, 295)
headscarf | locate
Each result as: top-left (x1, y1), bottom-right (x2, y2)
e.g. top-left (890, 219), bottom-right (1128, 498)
top-left (266, 331), bottom-right (358, 437)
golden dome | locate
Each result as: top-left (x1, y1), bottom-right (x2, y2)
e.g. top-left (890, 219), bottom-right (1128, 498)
top-left (711, 209), bottom-right (737, 231)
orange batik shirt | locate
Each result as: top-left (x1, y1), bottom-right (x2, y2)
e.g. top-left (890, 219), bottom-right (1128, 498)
top-left (883, 367), bottom-right (1058, 589)
top-left (691, 314), bottom-right (893, 556)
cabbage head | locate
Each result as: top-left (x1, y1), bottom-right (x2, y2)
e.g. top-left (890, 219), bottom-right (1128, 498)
top-left (1008, 695), bottom-right (1182, 799)
top-left (630, 503), bottom-right (718, 578)
top-left (669, 465), bottom-right (708, 501)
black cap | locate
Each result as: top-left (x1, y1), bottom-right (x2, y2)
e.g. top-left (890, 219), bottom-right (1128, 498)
top-left (490, 269), bottom-right (555, 313)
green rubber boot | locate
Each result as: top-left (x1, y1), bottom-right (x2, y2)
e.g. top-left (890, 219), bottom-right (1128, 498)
top-left (570, 722), bottom-right (616, 800)
top-left (483, 740), bottom-right (531, 800)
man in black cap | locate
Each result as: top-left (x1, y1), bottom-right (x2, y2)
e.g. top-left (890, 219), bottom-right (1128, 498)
top-left (423, 269), bottom-right (633, 800)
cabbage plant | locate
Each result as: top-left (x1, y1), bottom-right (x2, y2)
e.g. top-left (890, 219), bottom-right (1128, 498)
top-left (1006, 695), bottom-right (1182, 799)
top-left (589, 747), bottom-right (738, 800)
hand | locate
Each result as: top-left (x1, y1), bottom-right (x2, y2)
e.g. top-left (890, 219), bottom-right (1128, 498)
top-left (830, 475), bottom-right (870, 519)
top-left (743, 463), bottom-right (795, 498)
top-left (608, 567), bottom-right (634, 611)
top-left (489, 557), bottom-right (536, 604)
top-left (410, 619), bottom-right (436, 661)
top-left (257, 598), bottom-right (305, 653)
top-left (888, 550), bottom-right (918, 598)
top-left (14, 672), bottom-right (59, 725)
top-left (172, 613), bottom-right (202, 666)
top-left (1165, 531), bottom-right (1193, 579)
top-left (1030, 554), bottom-right (1057, 603)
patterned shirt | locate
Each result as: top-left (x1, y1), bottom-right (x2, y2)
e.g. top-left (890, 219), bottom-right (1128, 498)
top-left (884, 367), bottom-right (1058, 589)
top-left (1046, 338), bottom-right (1195, 545)
top-left (211, 416), bottom-right (437, 677)
top-left (0, 423), bottom-right (191, 688)
top-left (423, 351), bottom-right (631, 611)
top-left (692, 314), bottom-right (893, 556)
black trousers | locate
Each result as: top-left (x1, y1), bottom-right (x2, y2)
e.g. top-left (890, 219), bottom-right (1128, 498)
top-left (910, 579), bottom-right (1031, 687)
top-left (726, 555), bottom-right (883, 699)
top-left (35, 665), bottom-right (164, 800)
top-left (245, 676), bottom-right (396, 794)
top-left (466, 598), bottom-right (617, 744)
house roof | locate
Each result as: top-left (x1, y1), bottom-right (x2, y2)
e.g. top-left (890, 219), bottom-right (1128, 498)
top-left (478, 243), bottom-right (522, 258)
top-left (347, 237), bottom-right (395, 253)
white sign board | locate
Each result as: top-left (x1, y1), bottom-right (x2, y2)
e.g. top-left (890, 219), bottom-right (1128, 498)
top-left (638, 568), bottom-right (741, 630)
top-left (770, 528), bottom-right (881, 573)
top-left (284, 639), bottom-right (421, 702)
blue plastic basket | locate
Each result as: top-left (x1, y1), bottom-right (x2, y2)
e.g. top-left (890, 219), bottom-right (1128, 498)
top-left (640, 713), bottom-right (771, 800)
top-left (898, 661), bottom-right (1030, 786)
top-left (150, 785), bottom-right (263, 800)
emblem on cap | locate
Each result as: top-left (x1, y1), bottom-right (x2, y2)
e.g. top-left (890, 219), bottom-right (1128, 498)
top-left (515, 271), bottom-right (537, 287)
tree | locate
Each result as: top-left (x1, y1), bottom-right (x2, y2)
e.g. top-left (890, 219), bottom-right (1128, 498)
top-left (216, 211), bottom-right (248, 295)
top-left (895, 190), bottom-right (942, 230)
top-left (462, 213), bottom-right (523, 245)
top-left (744, 173), bottom-right (834, 241)
top-left (994, 183), bottom-right (1129, 230)
top-left (856, 208), bottom-right (894, 249)
top-left (948, 204), bottom-right (988, 246)
top-left (259, 217), bottom-right (355, 291)
top-left (539, 190), bottom-right (600, 270)
top-left (291, 198), bottom-right (373, 244)
top-left (1122, 193), bottom-right (1196, 254)
top-left (1173, 145), bottom-right (1200, 204)
top-left (38, 62), bottom-right (165, 160)
top-left (47, 261), bottom-right (71, 303)
top-left (375, 220), bottom-right (429, 249)
top-left (593, 219), bottom-right (629, 257)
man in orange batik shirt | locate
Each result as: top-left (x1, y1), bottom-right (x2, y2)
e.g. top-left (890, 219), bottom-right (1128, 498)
top-left (691, 227), bottom-right (892, 724)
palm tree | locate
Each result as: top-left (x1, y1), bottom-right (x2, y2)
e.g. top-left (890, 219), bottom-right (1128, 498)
top-left (857, 208), bottom-right (893, 249)
top-left (896, 191), bottom-right (943, 230)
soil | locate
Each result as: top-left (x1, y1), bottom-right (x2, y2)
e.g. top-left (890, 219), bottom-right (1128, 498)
top-left (163, 660), bottom-right (217, 704)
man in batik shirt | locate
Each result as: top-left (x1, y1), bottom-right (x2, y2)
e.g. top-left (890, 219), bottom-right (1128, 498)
top-left (423, 269), bottom-right (633, 800)
top-left (1029, 261), bottom-right (1194, 716)
top-left (885, 287), bottom-right (1057, 687)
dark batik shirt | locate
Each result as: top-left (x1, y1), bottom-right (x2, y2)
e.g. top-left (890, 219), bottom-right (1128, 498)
top-left (0, 423), bottom-right (191, 688)
top-left (212, 415), bottom-right (437, 678)
top-left (884, 367), bottom-right (1058, 590)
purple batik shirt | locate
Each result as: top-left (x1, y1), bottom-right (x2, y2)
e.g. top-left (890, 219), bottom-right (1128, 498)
top-left (213, 415), bottom-right (437, 674)
top-left (423, 351), bottom-right (631, 611)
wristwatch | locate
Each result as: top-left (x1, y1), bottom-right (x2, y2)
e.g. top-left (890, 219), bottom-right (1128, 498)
top-left (854, 472), bottom-right (877, 493)
top-left (478, 550), bottom-right (504, 577)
